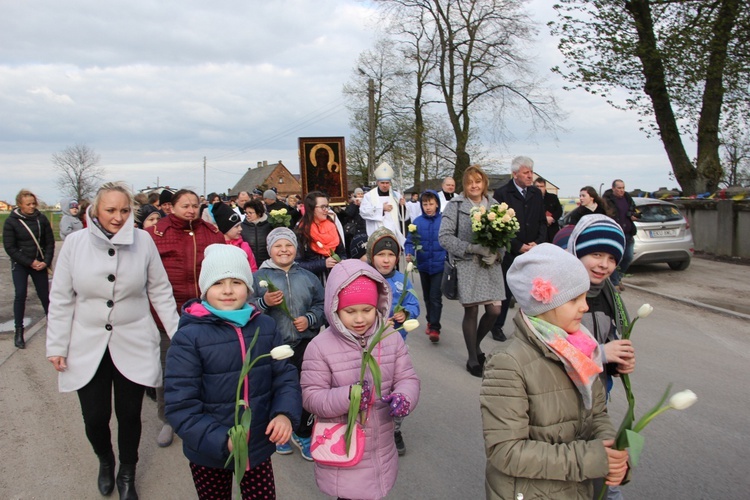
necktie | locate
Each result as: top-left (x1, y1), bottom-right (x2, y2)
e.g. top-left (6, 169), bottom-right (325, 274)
top-left (521, 188), bottom-right (527, 198)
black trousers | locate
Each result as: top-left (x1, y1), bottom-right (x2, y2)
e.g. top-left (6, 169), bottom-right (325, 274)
top-left (419, 271), bottom-right (443, 331)
top-left (77, 349), bottom-right (145, 464)
top-left (11, 261), bottom-right (49, 329)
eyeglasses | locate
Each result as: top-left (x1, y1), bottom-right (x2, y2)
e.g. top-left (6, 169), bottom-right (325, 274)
top-left (316, 205), bottom-right (330, 210)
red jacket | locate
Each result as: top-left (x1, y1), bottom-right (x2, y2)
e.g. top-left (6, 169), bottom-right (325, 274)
top-left (146, 215), bottom-right (224, 317)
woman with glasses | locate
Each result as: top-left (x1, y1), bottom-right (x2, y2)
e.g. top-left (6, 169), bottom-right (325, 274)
top-left (294, 191), bottom-right (346, 284)
top-left (240, 199), bottom-right (272, 264)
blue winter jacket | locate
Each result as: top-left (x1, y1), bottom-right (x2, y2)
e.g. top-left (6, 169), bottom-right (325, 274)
top-left (404, 190), bottom-right (446, 275)
top-left (165, 299), bottom-right (302, 469)
top-left (252, 260), bottom-right (325, 346)
top-left (386, 270), bottom-right (420, 338)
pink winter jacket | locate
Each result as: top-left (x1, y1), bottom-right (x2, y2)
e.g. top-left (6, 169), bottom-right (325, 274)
top-left (301, 260), bottom-right (420, 500)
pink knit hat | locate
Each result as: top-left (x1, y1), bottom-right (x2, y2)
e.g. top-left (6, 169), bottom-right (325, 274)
top-left (337, 275), bottom-right (378, 310)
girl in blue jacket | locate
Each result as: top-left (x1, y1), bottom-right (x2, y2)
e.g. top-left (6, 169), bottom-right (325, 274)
top-left (165, 244), bottom-right (302, 499)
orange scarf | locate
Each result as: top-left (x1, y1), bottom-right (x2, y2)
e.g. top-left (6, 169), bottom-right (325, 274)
top-left (309, 218), bottom-right (340, 256)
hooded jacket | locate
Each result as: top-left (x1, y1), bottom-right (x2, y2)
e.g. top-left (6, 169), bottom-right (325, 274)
top-left (59, 198), bottom-right (83, 240)
top-left (301, 260), bottom-right (420, 499)
top-left (252, 260), bottom-right (325, 345)
top-left (404, 190), bottom-right (446, 275)
top-left (46, 207), bottom-right (179, 392)
top-left (146, 214), bottom-right (224, 316)
top-left (165, 299), bottom-right (302, 469)
top-left (481, 311), bottom-right (614, 499)
top-left (3, 207), bottom-right (55, 267)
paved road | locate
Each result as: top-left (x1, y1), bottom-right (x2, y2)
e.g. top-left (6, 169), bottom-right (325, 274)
top-left (1, 252), bottom-right (748, 498)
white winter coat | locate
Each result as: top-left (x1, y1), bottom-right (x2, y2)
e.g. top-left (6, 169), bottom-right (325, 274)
top-left (46, 210), bottom-right (179, 392)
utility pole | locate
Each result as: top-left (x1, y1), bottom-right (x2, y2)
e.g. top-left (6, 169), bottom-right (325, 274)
top-left (368, 77), bottom-right (375, 184)
top-left (203, 156), bottom-right (207, 198)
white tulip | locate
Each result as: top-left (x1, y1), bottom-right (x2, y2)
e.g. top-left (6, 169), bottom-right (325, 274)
top-left (270, 345), bottom-right (294, 360)
top-left (406, 262), bottom-right (414, 273)
top-left (258, 280), bottom-right (268, 288)
top-left (637, 304), bottom-right (654, 318)
top-left (402, 319), bottom-right (420, 332)
top-left (669, 390), bottom-right (697, 410)
top-left (316, 241), bottom-right (324, 248)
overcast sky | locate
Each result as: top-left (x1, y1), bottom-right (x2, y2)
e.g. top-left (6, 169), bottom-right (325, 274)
top-left (1, 0), bottom-right (681, 205)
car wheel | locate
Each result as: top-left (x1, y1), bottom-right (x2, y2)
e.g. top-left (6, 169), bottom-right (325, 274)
top-left (668, 260), bottom-right (690, 271)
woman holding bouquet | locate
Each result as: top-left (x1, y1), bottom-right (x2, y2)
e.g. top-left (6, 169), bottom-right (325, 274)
top-left (438, 165), bottom-right (506, 377)
top-left (294, 191), bottom-right (346, 285)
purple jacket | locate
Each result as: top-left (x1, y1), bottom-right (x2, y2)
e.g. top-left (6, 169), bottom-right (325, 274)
top-left (301, 259), bottom-right (421, 499)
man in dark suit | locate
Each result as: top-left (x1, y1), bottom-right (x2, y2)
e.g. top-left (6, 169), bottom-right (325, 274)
top-left (491, 156), bottom-right (547, 341)
top-left (534, 177), bottom-right (563, 243)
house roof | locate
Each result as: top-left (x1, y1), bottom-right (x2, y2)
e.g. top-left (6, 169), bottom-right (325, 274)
top-left (231, 161), bottom-right (291, 194)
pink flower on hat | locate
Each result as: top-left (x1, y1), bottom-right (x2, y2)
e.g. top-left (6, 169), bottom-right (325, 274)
top-left (531, 278), bottom-right (558, 304)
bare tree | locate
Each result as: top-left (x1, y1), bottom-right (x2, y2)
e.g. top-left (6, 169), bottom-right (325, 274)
top-left (721, 127), bottom-right (750, 187)
top-left (376, 0), bottom-right (563, 183)
top-left (52, 144), bottom-right (104, 201)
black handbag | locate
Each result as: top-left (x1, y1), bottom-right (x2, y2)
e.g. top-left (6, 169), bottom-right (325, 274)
top-left (441, 200), bottom-right (461, 300)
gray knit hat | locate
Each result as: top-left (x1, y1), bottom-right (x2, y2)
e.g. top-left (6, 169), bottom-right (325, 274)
top-left (263, 189), bottom-right (277, 201)
top-left (507, 243), bottom-right (590, 316)
top-left (198, 244), bottom-right (253, 300)
top-left (266, 227), bottom-right (298, 250)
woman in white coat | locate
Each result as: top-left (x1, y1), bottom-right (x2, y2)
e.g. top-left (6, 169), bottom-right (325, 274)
top-left (46, 182), bottom-right (179, 500)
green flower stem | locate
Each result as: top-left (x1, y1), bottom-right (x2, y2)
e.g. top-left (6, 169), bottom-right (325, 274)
top-left (234, 353), bottom-right (270, 426)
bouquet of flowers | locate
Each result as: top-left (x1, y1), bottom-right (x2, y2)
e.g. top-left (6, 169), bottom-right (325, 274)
top-left (226, 327), bottom-right (293, 487)
top-left (345, 318), bottom-right (419, 452)
top-left (470, 203), bottom-right (519, 266)
top-left (268, 208), bottom-right (291, 228)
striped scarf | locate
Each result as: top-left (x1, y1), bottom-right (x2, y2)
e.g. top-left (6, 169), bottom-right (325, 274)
top-left (526, 313), bottom-right (603, 409)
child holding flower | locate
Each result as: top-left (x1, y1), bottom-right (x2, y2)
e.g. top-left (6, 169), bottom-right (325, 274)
top-left (252, 227), bottom-right (325, 460)
top-left (481, 244), bottom-right (628, 500)
top-left (404, 190), bottom-right (447, 343)
top-left (165, 244), bottom-right (302, 499)
top-left (301, 259), bottom-right (420, 500)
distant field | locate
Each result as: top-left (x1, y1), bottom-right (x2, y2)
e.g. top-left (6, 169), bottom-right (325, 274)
top-left (0, 211), bottom-right (62, 244)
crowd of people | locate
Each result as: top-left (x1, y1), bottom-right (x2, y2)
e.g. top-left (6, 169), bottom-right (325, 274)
top-left (1, 157), bottom-right (643, 499)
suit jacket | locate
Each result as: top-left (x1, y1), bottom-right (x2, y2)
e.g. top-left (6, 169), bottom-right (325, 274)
top-left (493, 180), bottom-right (547, 256)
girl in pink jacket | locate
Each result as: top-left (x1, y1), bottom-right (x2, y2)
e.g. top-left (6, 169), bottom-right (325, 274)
top-left (301, 259), bottom-right (420, 499)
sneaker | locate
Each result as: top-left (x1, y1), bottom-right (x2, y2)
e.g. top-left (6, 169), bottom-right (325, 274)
top-left (291, 433), bottom-right (313, 461)
top-left (394, 431), bottom-right (406, 456)
top-left (428, 328), bottom-right (440, 344)
top-left (157, 423), bottom-right (174, 448)
top-left (276, 442), bottom-right (293, 455)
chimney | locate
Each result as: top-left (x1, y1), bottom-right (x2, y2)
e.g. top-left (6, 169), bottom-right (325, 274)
top-left (257, 161), bottom-right (262, 168)
top-left (263, 160), bottom-right (268, 167)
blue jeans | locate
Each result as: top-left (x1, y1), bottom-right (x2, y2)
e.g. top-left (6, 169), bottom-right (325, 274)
top-left (419, 271), bottom-right (443, 331)
top-left (611, 236), bottom-right (634, 285)
top-left (11, 260), bottom-right (49, 329)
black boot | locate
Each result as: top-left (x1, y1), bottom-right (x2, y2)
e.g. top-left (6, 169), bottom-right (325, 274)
top-left (116, 463), bottom-right (138, 500)
top-left (14, 327), bottom-right (25, 349)
top-left (97, 451), bottom-right (115, 496)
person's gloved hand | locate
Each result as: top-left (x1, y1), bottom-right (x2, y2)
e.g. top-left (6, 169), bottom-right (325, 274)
top-left (467, 244), bottom-right (492, 257)
top-left (482, 253), bottom-right (498, 266)
top-left (360, 380), bottom-right (371, 412)
top-left (381, 393), bottom-right (411, 417)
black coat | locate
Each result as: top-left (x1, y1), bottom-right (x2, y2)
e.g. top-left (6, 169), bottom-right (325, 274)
top-left (542, 192), bottom-right (563, 243)
top-left (3, 209), bottom-right (55, 268)
top-left (493, 181), bottom-right (547, 256)
top-left (240, 217), bottom-right (272, 264)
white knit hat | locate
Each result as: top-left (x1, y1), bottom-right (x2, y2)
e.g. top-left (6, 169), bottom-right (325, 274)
top-left (198, 244), bottom-right (253, 300)
top-left (374, 162), bottom-right (394, 181)
top-left (507, 243), bottom-right (590, 316)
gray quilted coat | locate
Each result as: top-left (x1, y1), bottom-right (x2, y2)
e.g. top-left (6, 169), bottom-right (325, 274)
top-left (438, 194), bottom-right (506, 305)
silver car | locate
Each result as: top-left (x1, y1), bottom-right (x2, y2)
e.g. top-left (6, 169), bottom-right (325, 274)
top-left (631, 198), bottom-right (694, 270)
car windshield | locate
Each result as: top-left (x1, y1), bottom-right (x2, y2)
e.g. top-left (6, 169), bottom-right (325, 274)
top-left (637, 204), bottom-right (683, 223)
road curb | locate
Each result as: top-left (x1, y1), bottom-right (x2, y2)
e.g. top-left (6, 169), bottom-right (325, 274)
top-left (624, 283), bottom-right (750, 321)
top-left (0, 317), bottom-right (46, 368)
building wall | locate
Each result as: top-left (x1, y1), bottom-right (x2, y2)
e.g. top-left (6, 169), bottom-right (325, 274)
top-left (266, 165), bottom-right (301, 199)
